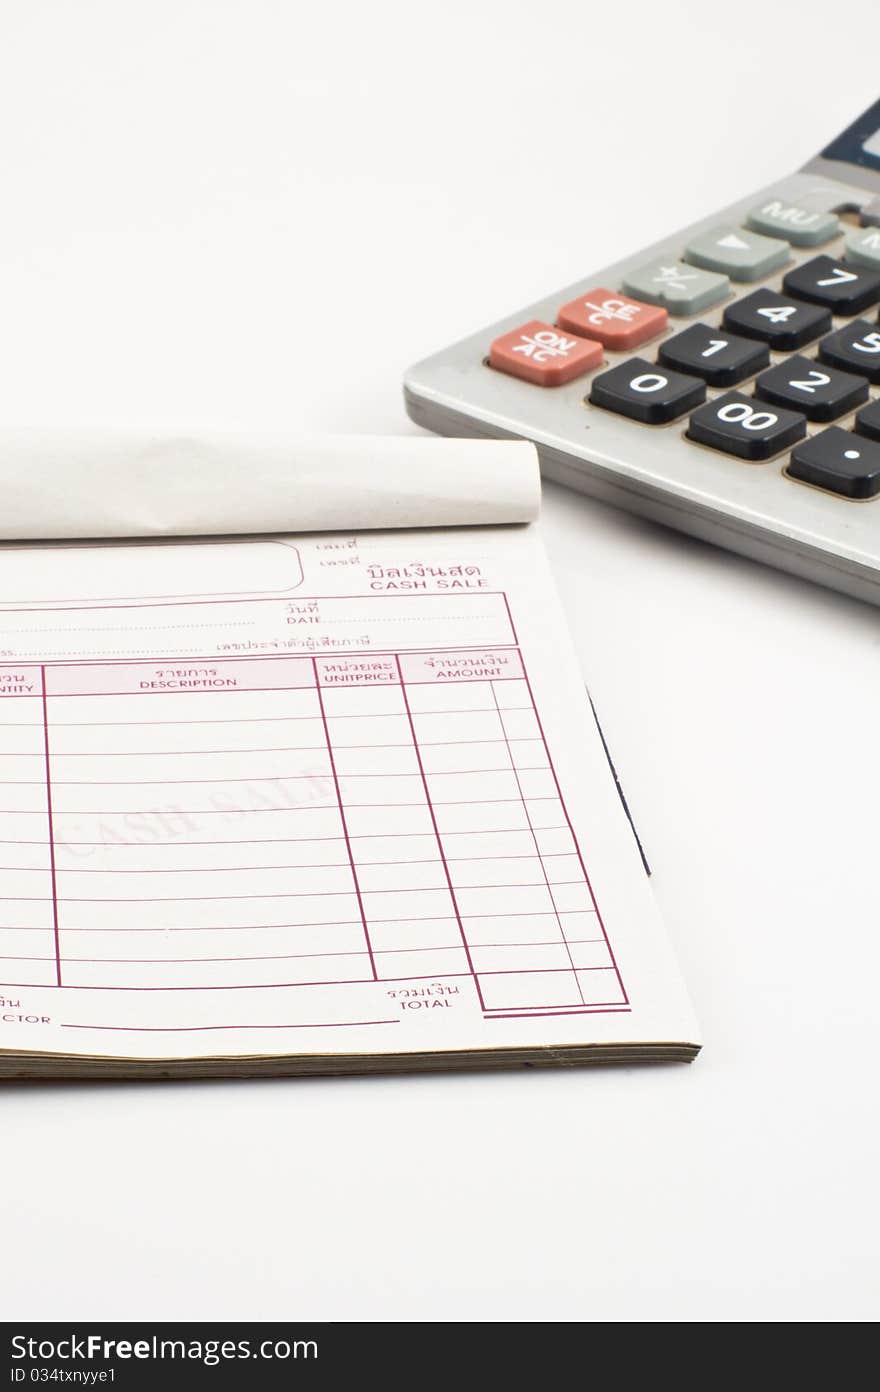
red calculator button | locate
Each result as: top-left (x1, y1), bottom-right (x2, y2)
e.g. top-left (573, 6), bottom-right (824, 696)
top-left (489, 320), bottom-right (602, 386)
top-left (557, 289), bottom-right (667, 351)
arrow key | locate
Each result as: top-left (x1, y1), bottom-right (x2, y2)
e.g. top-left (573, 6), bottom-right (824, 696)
top-left (684, 225), bottom-right (789, 282)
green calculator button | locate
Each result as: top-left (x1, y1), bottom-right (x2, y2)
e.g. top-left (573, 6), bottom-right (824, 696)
top-left (845, 226), bottom-right (880, 271)
top-left (747, 200), bottom-right (839, 247)
top-left (684, 225), bottom-right (789, 282)
top-left (622, 260), bottom-right (728, 316)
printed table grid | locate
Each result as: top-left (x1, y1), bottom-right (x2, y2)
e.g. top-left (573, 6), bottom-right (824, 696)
top-left (0, 650), bottom-right (628, 1017)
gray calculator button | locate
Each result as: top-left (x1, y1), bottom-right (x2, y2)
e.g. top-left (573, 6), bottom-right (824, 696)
top-left (860, 197), bottom-right (880, 227)
top-left (845, 226), bottom-right (880, 271)
top-left (684, 225), bottom-right (789, 282)
top-left (622, 260), bottom-right (728, 315)
top-left (746, 199), bottom-right (839, 247)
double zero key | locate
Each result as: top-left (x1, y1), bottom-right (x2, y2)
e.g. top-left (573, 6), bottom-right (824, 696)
top-left (688, 392), bottom-right (806, 460)
top-left (589, 358), bottom-right (705, 423)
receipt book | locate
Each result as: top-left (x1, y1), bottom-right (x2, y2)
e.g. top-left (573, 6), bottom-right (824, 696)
top-left (0, 432), bottom-right (699, 1077)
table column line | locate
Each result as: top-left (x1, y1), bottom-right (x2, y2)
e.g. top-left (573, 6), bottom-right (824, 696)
top-left (517, 659), bottom-right (629, 1008)
top-left (311, 658), bottom-right (377, 982)
top-left (394, 655), bottom-right (485, 1011)
top-left (489, 679), bottom-right (585, 1006)
top-left (39, 664), bottom-right (62, 987)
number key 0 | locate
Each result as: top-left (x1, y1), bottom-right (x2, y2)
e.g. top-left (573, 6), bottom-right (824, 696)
top-left (589, 358), bottom-right (705, 424)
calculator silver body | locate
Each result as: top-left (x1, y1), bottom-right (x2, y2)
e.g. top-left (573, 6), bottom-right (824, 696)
top-left (404, 129), bottom-right (880, 606)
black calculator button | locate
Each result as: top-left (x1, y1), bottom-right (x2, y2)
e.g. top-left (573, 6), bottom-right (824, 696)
top-left (657, 324), bottom-right (769, 387)
top-left (782, 256), bottom-right (880, 316)
top-left (753, 355), bottom-right (869, 422)
top-left (589, 358), bottom-right (705, 424)
top-left (818, 320), bottom-right (880, 383)
top-left (722, 289), bottom-right (831, 351)
top-left (854, 399), bottom-right (880, 442)
top-left (687, 391), bottom-right (806, 461)
top-left (788, 427), bottom-right (880, 499)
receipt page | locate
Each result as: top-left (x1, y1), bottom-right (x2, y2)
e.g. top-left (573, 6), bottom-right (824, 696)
top-left (0, 524), bottom-right (697, 1067)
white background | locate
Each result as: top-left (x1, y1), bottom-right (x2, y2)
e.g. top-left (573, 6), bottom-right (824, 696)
top-left (1, 0), bottom-right (878, 1323)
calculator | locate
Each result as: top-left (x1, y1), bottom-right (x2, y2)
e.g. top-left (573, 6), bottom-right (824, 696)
top-left (404, 98), bottom-right (880, 606)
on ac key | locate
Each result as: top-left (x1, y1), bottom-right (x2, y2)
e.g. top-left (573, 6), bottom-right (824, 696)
top-left (489, 320), bottom-right (603, 386)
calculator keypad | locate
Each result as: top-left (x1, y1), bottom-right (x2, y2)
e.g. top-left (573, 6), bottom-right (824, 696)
top-left (589, 359), bottom-right (705, 424)
top-left (621, 261), bottom-right (729, 316)
top-left (722, 289), bottom-right (831, 351)
top-left (658, 324), bottom-right (768, 387)
top-left (782, 256), bottom-right (880, 316)
top-left (684, 225), bottom-right (789, 282)
top-left (556, 289), bottom-right (667, 351)
top-left (478, 189), bottom-right (880, 505)
top-left (753, 356), bottom-right (869, 422)
top-left (788, 427), bottom-right (880, 498)
top-left (688, 392), bottom-right (806, 461)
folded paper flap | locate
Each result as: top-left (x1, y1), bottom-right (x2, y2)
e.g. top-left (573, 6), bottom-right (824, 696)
top-left (0, 431), bottom-right (541, 539)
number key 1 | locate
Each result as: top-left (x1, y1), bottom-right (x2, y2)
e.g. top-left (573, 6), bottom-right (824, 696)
top-left (658, 323), bottom-right (769, 387)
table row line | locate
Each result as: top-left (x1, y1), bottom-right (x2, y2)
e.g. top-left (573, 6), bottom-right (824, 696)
top-left (1, 879), bottom-right (597, 927)
top-left (0, 909), bottom-right (600, 953)
top-left (0, 766), bottom-right (560, 807)
top-left (0, 742), bottom-right (548, 780)
top-left (3, 854), bottom-right (587, 896)
top-left (2, 956), bottom-right (622, 1007)
top-left (0, 799), bottom-right (569, 841)
top-left (0, 825), bottom-right (578, 869)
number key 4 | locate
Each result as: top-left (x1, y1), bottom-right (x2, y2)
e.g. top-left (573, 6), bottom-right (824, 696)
top-left (722, 289), bottom-right (831, 351)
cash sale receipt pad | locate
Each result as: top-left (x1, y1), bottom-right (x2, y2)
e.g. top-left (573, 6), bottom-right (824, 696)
top-left (0, 432), bottom-right (698, 1077)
